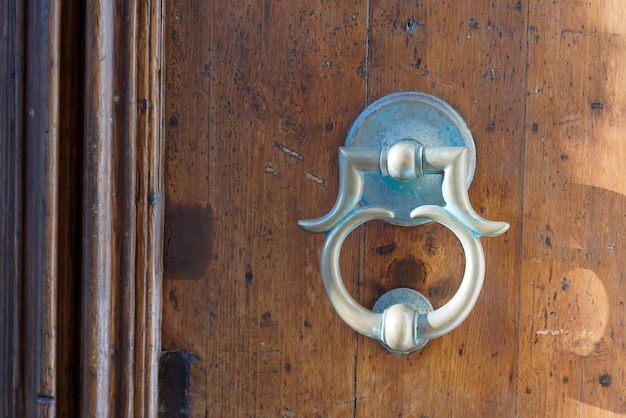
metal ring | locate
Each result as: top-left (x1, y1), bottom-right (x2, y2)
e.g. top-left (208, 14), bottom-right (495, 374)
top-left (321, 205), bottom-right (485, 353)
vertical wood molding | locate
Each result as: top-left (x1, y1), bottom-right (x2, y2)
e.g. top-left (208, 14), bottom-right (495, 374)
top-left (22, 0), bottom-right (62, 416)
top-left (135, 1), bottom-right (166, 414)
top-left (81, 0), bottom-right (165, 416)
top-left (0, 0), bottom-right (25, 416)
top-left (81, 0), bottom-right (115, 415)
top-left (1, 0), bottom-right (165, 416)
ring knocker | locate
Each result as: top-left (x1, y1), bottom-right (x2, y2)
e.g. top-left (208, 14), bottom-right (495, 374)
top-left (299, 92), bottom-right (509, 354)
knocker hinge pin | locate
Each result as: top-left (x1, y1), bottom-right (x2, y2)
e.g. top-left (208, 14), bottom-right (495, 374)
top-left (380, 140), bottom-right (424, 181)
top-left (380, 139), bottom-right (450, 182)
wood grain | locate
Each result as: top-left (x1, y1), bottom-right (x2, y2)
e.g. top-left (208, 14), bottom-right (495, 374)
top-left (357, 1), bottom-right (525, 416)
top-left (165, 0), bottom-right (626, 415)
top-left (109, 0), bottom-right (626, 415)
top-left (163, 1), bottom-right (368, 415)
top-left (0, 0), bottom-right (25, 416)
top-left (22, 0), bottom-right (61, 416)
top-left (1, 0), bottom-right (164, 416)
top-left (81, 0), bottom-right (166, 415)
top-left (520, 1), bottom-right (626, 415)
top-left (81, 0), bottom-right (115, 414)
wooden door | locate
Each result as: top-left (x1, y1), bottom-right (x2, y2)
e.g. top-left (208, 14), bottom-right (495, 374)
top-left (2, 0), bottom-right (625, 416)
top-left (161, 1), bottom-right (626, 416)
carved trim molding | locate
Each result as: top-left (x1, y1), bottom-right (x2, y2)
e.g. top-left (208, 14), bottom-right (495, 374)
top-left (0, 0), bottom-right (165, 416)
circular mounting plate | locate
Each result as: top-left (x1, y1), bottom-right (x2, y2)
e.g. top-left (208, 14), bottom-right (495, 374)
top-left (345, 92), bottom-right (476, 226)
top-left (372, 288), bottom-right (434, 352)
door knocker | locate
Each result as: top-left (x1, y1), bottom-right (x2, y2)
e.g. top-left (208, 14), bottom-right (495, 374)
top-left (299, 92), bottom-right (509, 354)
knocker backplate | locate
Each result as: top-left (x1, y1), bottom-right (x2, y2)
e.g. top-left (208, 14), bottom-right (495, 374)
top-left (345, 92), bottom-right (476, 226)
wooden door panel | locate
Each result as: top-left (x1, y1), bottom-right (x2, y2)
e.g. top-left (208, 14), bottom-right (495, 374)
top-left (520, 1), bottom-right (626, 415)
top-left (164, 1), bottom-right (368, 415)
top-left (162, 0), bottom-right (626, 416)
top-left (355, 1), bottom-right (525, 416)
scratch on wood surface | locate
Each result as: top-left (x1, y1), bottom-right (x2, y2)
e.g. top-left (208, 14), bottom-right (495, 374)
top-left (555, 117), bottom-right (582, 126)
top-left (536, 329), bottom-right (568, 336)
top-left (264, 162), bottom-right (281, 178)
top-left (272, 141), bottom-right (304, 161)
top-left (402, 63), bottom-right (457, 89)
top-left (560, 28), bottom-right (596, 40)
top-left (305, 171), bottom-right (326, 187)
top-left (419, 71), bottom-right (457, 89)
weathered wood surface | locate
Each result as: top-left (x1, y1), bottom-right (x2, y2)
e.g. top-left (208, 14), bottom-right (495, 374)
top-left (1, 0), bottom-right (27, 416)
top-left (82, 0), bottom-right (165, 415)
top-left (163, 1), bottom-right (367, 415)
top-left (163, 0), bottom-right (626, 416)
top-left (1, 0), bottom-right (165, 416)
top-left (1, 1), bottom-right (61, 416)
top-left (519, 1), bottom-right (626, 416)
top-left (356, 1), bottom-right (524, 416)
